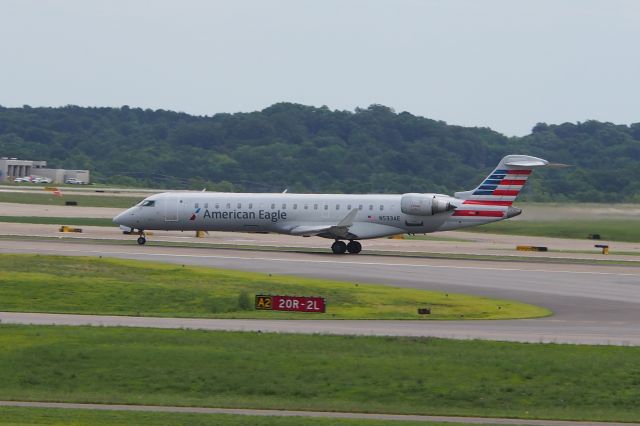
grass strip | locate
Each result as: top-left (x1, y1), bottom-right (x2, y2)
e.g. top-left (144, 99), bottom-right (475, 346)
top-left (0, 216), bottom-right (115, 227)
top-left (0, 325), bottom-right (639, 422)
top-left (0, 407), bottom-right (506, 426)
top-left (0, 254), bottom-right (547, 320)
top-left (468, 219), bottom-right (640, 243)
top-left (0, 192), bottom-right (141, 208)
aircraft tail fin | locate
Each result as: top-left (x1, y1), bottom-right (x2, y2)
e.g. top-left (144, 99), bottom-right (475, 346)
top-left (454, 155), bottom-right (548, 206)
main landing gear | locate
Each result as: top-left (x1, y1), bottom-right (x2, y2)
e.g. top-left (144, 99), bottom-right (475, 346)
top-left (137, 230), bottom-right (147, 245)
top-left (331, 240), bottom-right (362, 254)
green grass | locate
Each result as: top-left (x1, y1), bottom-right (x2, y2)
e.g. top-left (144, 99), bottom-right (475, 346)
top-left (470, 219), bottom-right (640, 242)
top-left (0, 254), bottom-right (547, 320)
top-left (0, 407), bottom-right (503, 426)
top-left (0, 216), bottom-right (115, 227)
top-left (0, 192), bottom-right (141, 208)
top-left (0, 325), bottom-right (639, 421)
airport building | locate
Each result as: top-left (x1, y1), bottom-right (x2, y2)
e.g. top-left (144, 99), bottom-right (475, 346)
top-left (0, 157), bottom-right (90, 184)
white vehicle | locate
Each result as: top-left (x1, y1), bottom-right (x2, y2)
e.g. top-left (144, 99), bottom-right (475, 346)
top-left (114, 155), bottom-right (550, 253)
top-left (13, 177), bottom-right (30, 183)
top-left (32, 176), bottom-right (52, 184)
top-left (65, 178), bottom-right (85, 184)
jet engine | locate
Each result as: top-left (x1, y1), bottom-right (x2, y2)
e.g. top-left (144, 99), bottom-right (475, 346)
top-left (400, 193), bottom-right (456, 216)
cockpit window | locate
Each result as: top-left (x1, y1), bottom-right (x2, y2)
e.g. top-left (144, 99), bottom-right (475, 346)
top-left (141, 200), bottom-right (155, 207)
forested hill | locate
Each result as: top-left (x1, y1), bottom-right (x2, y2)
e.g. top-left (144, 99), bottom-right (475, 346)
top-left (0, 103), bottom-right (639, 202)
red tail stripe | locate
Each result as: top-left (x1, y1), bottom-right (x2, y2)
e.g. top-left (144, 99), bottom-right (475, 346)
top-left (463, 200), bottom-right (513, 206)
top-left (499, 179), bottom-right (526, 186)
top-left (507, 169), bottom-right (531, 175)
top-left (453, 210), bottom-right (504, 217)
top-left (492, 190), bottom-right (519, 196)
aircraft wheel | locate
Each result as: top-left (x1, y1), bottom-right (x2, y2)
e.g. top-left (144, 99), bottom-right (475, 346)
top-left (331, 240), bottom-right (347, 254)
top-left (346, 240), bottom-right (362, 254)
top-left (137, 236), bottom-right (147, 245)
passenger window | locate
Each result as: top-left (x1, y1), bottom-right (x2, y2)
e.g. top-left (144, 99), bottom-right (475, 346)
top-left (215, 203), bottom-right (220, 209)
top-left (314, 204), bottom-right (318, 210)
top-left (304, 204), bottom-right (309, 210)
top-left (293, 203), bottom-right (298, 210)
top-left (271, 203), bottom-right (276, 209)
top-left (336, 204), bottom-right (340, 210)
top-left (347, 204), bottom-right (352, 210)
top-left (237, 203), bottom-right (242, 209)
top-left (141, 200), bottom-right (155, 207)
top-left (204, 203), bottom-right (208, 209)
top-left (282, 203), bottom-right (286, 210)
top-left (380, 205), bottom-right (384, 211)
top-left (195, 203), bottom-right (199, 209)
top-left (358, 204), bottom-right (363, 210)
top-left (226, 203), bottom-right (231, 209)
top-left (248, 203), bottom-right (253, 209)
top-left (324, 204), bottom-right (328, 210)
top-left (369, 205), bottom-right (373, 211)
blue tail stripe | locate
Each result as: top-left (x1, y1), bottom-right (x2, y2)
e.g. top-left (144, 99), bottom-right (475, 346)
top-left (489, 174), bottom-right (506, 180)
top-left (473, 190), bottom-right (495, 196)
top-left (479, 185), bottom-right (497, 190)
top-left (483, 179), bottom-right (502, 185)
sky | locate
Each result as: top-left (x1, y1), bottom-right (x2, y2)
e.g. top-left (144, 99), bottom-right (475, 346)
top-left (1, 0), bottom-right (638, 136)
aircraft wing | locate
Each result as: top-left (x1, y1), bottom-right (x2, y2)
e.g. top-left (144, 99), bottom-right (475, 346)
top-left (289, 208), bottom-right (359, 239)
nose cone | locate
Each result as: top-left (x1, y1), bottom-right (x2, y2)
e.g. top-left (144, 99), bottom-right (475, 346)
top-left (113, 212), bottom-right (124, 225)
top-left (113, 208), bottom-right (135, 228)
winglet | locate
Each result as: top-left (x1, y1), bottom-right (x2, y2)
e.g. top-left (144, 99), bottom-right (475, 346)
top-left (337, 208), bottom-right (359, 227)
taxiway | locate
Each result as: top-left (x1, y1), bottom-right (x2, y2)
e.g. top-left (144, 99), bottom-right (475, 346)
top-left (1, 239), bottom-right (639, 345)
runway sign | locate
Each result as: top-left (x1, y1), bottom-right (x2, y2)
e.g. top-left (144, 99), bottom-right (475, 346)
top-left (255, 295), bottom-right (326, 313)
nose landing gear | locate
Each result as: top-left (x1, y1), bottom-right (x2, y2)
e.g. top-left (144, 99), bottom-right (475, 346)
top-left (331, 240), bottom-right (362, 254)
top-left (137, 230), bottom-right (147, 245)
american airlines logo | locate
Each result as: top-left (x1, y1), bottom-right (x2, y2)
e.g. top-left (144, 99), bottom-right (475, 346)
top-left (189, 208), bottom-right (201, 221)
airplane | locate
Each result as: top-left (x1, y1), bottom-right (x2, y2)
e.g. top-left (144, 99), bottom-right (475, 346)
top-left (113, 154), bottom-right (549, 254)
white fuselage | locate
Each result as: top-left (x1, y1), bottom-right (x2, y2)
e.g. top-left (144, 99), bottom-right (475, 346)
top-left (114, 191), bottom-right (515, 240)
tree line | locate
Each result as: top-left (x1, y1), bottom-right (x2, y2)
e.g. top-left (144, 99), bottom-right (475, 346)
top-left (0, 103), bottom-right (639, 202)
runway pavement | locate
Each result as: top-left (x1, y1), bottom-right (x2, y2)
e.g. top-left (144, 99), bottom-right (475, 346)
top-left (1, 239), bottom-right (639, 345)
top-left (2, 201), bottom-right (640, 261)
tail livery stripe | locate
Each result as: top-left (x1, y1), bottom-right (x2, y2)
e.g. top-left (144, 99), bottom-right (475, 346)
top-left (499, 179), bottom-right (527, 186)
top-left (492, 190), bottom-right (520, 196)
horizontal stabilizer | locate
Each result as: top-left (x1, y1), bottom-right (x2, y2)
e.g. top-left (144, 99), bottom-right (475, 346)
top-left (545, 162), bottom-right (572, 168)
top-left (503, 158), bottom-right (548, 168)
